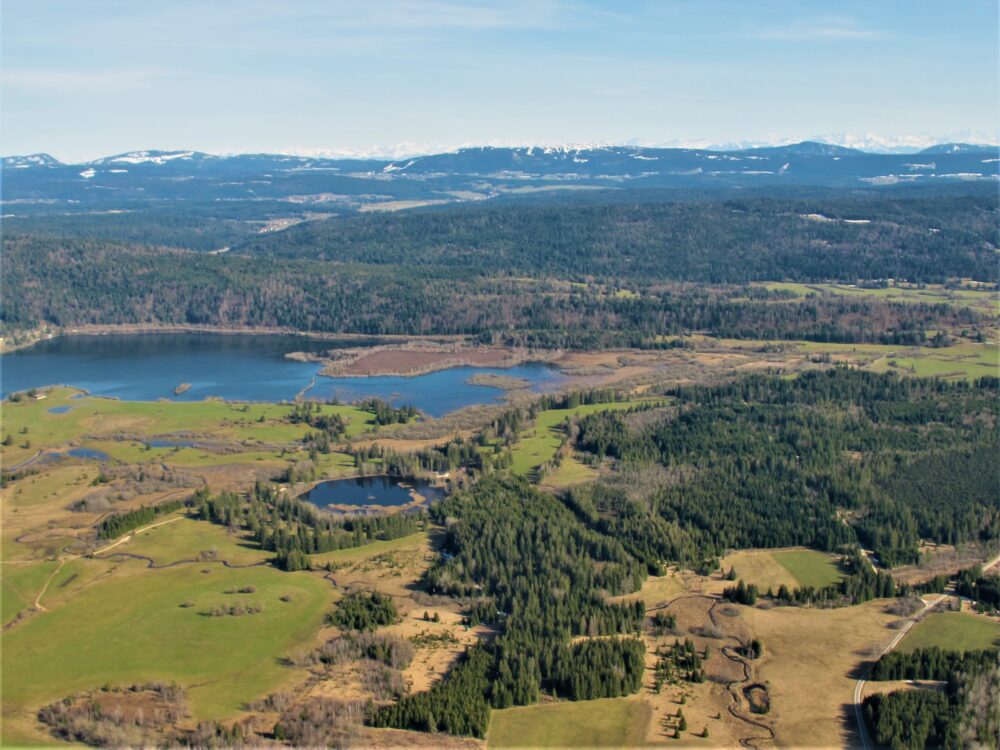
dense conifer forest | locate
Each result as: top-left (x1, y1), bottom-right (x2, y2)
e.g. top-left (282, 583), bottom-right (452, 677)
top-left (3, 190), bottom-right (995, 347)
top-left (573, 369), bottom-right (999, 567)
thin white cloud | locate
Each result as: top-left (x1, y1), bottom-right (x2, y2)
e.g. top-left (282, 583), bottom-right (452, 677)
top-left (2, 68), bottom-right (159, 94)
top-left (741, 17), bottom-right (884, 41)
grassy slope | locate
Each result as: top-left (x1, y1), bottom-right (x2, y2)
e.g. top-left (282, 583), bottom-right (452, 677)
top-left (898, 612), bottom-right (1000, 653)
top-left (2, 563), bottom-right (329, 730)
top-left (510, 402), bottom-right (637, 477)
top-left (487, 696), bottom-right (651, 749)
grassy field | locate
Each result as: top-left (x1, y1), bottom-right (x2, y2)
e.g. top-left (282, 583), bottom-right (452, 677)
top-left (541, 455), bottom-right (599, 488)
top-left (510, 401), bottom-right (637, 477)
top-left (868, 342), bottom-right (999, 381)
top-left (899, 612), bottom-right (1000, 653)
top-left (2, 561), bottom-right (329, 743)
top-left (771, 550), bottom-right (844, 589)
top-left (488, 696), bottom-right (651, 749)
top-left (742, 599), bottom-right (898, 747)
top-left (760, 282), bottom-right (1000, 314)
top-left (0, 387), bottom-right (378, 466)
top-left (1, 560), bottom-right (59, 625)
top-left (107, 515), bottom-right (273, 567)
top-left (723, 549), bottom-right (842, 591)
top-left (309, 530), bottom-right (430, 567)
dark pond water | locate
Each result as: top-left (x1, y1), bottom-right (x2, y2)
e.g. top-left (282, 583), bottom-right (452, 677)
top-left (146, 438), bottom-right (202, 448)
top-left (301, 476), bottom-right (446, 509)
top-left (1, 333), bottom-right (564, 416)
top-left (47, 405), bottom-right (72, 414)
top-left (37, 446), bottom-right (111, 464)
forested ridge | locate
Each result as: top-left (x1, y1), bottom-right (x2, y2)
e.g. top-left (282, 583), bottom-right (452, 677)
top-left (1, 233), bottom-right (987, 348)
top-left (573, 369), bottom-right (999, 567)
top-left (238, 194), bottom-right (999, 284)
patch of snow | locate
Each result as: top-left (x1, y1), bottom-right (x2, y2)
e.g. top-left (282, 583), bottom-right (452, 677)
top-left (382, 160), bottom-right (416, 174)
top-left (79, 168), bottom-right (96, 179)
top-left (109, 150), bottom-right (195, 165)
top-left (903, 163), bottom-right (935, 170)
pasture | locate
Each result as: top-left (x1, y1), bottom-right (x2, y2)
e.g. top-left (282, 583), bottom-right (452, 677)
top-left (722, 548), bottom-right (842, 591)
top-left (488, 696), bottom-right (651, 749)
top-left (2, 561), bottom-right (329, 744)
top-left (899, 612), bottom-right (1000, 653)
top-left (771, 549), bottom-right (844, 589)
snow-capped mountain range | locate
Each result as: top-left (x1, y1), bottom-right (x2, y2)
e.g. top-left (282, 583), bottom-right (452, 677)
top-left (3, 141), bottom-right (996, 209)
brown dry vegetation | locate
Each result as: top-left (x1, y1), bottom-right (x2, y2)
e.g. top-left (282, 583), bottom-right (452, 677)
top-left (741, 601), bottom-right (898, 748)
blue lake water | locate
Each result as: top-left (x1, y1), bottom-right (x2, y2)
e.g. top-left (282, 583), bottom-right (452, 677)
top-left (302, 476), bottom-right (446, 509)
top-left (2, 333), bottom-right (564, 417)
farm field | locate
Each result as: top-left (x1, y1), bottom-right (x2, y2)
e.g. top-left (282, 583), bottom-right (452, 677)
top-left (722, 548), bottom-right (843, 591)
top-left (898, 611), bottom-right (1000, 653)
top-left (771, 549), bottom-right (844, 589)
top-left (867, 342), bottom-right (999, 381)
top-left (105, 514), bottom-right (273, 567)
top-left (487, 696), bottom-right (651, 749)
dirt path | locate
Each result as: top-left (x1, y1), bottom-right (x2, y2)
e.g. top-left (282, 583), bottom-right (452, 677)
top-left (31, 558), bottom-right (66, 612)
top-left (852, 551), bottom-right (1000, 749)
top-left (90, 514), bottom-right (185, 556)
top-left (29, 514), bottom-right (186, 613)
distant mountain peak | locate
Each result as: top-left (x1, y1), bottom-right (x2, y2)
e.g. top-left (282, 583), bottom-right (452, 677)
top-left (918, 142), bottom-right (997, 155)
top-left (90, 149), bottom-right (208, 166)
top-left (2, 153), bottom-right (63, 168)
top-left (740, 141), bottom-right (863, 157)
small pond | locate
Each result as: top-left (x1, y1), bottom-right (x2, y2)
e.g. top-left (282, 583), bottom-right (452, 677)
top-left (301, 476), bottom-right (445, 509)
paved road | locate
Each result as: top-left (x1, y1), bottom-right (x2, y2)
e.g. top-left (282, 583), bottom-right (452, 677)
top-left (852, 551), bottom-right (1000, 749)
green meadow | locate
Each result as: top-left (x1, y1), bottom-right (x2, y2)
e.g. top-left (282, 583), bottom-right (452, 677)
top-left (488, 696), bottom-right (652, 749)
top-left (899, 612), bottom-right (1000, 653)
top-left (1, 387), bottom-right (378, 467)
top-left (2, 561), bottom-right (329, 738)
top-left (510, 401), bottom-right (639, 477)
top-left (771, 549), bottom-right (844, 589)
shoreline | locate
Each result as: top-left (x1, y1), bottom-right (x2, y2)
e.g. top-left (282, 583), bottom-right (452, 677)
top-left (308, 343), bottom-right (565, 379)
top-left (0, 323), bottom-right (467, 355)
top-left (1, 323), bottom-right (569, 380)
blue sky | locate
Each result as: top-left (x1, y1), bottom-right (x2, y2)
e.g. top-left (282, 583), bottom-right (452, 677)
top-left (2, 0), bottom-right (997, 161)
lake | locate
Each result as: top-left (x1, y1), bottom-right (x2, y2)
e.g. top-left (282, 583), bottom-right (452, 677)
top-left (1, 333), bottom-right (564, 416)
top-left (301, 476), bottom-right (446, 509)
